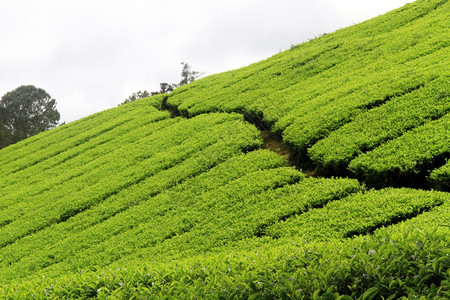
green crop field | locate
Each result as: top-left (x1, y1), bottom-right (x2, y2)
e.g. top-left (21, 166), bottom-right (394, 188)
top-left (1, 0), bottom-right (449, 298)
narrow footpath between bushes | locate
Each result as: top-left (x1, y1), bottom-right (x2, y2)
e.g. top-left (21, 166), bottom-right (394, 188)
top-left (160, 99), bottom-right (328, 179)
top-left (159, 98), bottom-right (438, 190)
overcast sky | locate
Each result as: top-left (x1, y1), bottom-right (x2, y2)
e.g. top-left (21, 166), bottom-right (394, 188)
top-left (0, 0), bottom-right (414, 123)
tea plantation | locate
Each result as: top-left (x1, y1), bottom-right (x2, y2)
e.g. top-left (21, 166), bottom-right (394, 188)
top-left (1, 0), bottom-right (449, 298)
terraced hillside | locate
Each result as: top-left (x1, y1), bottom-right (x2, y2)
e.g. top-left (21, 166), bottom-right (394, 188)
top-left (166, 0), bottom-right (449, 189)
top-left (1, 0), bottom-right (449, 298)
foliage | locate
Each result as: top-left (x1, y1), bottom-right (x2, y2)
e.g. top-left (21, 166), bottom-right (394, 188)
top-left (179, 62), bottom-right (201, 86)
top-left (2, 201), bottom-right (448, 299)
top-left (121, 62), bottom-right (200, 105)
top-left (308, 77), bottom-right (449, 172)
top-left (0, 85), bottom-right (60, 148)
top-left (430, 161), bottom-right (450, 191)
top-left (121, 90), bottom-right (151, 105)
top-left (266, 188), bottom-right (447, 240)
top-left (163, 0), bottom-right (449, 185)
top-left (0, 0), bottom-right (449, 298)
top-left (349, 113), bottom-right (450, 188)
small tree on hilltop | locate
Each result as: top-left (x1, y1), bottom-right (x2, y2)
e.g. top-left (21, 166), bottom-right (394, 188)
top-left (158, 82), bottom-right (176, 94)
top-left (121, 62), bottom-right (201, 105)
top-left (121, 90), bottom-right (152, 105)
top-left (179, 62), bottom-right (200, 86)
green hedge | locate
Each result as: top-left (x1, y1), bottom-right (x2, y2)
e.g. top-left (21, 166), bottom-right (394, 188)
top-left (349, 113), bottom-right (450, 188)
top-left (2, 200), bottom-right (448, 299)
top-left (308, 77), bottom-right (449, 172)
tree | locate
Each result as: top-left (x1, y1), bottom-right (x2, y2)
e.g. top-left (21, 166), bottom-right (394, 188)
top-left (121, 90), bottom-right (152, 105)
top-left (121, 62), bottom-right (201, 105)
top-left (0, 125), bottom-right (12, 149)
top-left (0, 85), bottom-right (60, 148)
top-left (158, 82), bottom-right (176, 94)
top-left (179, 62), bottom-right (200, 86)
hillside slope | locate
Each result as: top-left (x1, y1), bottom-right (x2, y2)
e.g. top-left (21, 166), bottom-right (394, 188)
top-left (0, 0), bottom-right (449, 298)
top-left (166, 0), bottom-right (449, 188)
